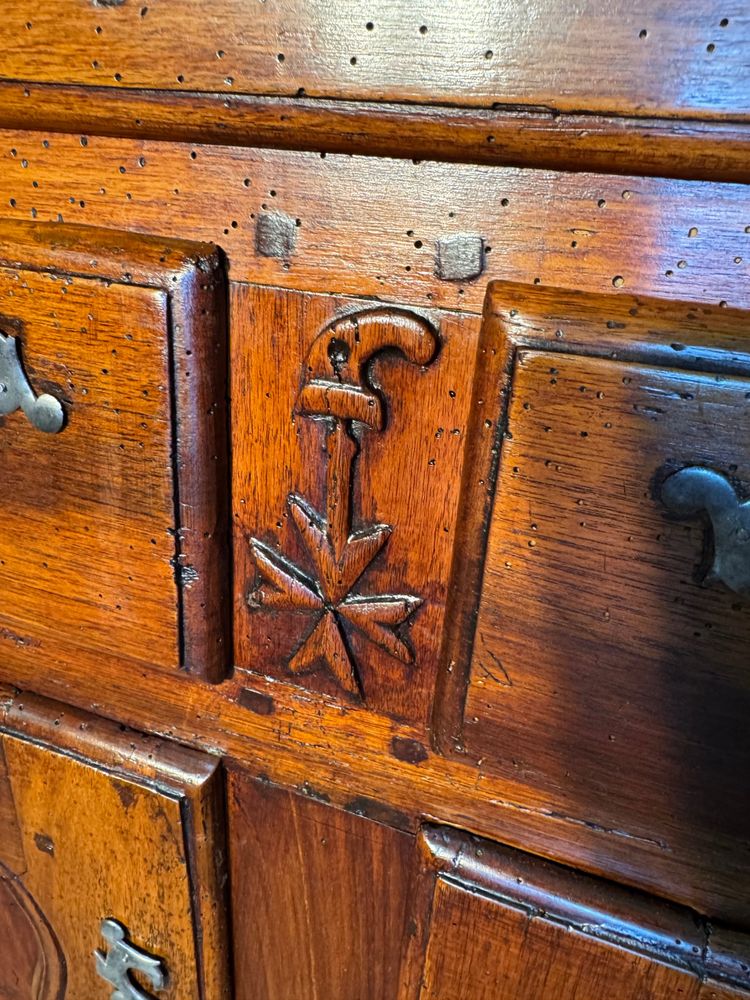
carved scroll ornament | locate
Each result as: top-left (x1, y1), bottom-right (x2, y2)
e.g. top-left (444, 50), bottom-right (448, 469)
top-left (247, 308), bottom-right (439, 697)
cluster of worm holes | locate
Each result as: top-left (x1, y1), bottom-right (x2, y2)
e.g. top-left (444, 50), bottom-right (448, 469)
top-left (18, 11), bottom-right (735, 88)
top-left (2, 138), bottom-right (748, 306)
top-left (637, 16), bottom-right (730, 51)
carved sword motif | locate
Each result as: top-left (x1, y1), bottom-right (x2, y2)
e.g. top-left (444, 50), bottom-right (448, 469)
top-left (94, 918), bottom-right (166, 1000)
top-left (247, 307), bottom-right (439, 697)
top-left (0, 331), bottom-right (64, 433)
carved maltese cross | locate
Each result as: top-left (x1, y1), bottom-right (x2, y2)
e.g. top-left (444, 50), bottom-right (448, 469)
top-left (248, 491), bottom-right (420, 697)
top-left (247, 307), bottom-right (438, 698)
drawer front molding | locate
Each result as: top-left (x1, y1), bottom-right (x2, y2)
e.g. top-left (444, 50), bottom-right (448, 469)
top-left (247, 307), bottom-right (438, 698)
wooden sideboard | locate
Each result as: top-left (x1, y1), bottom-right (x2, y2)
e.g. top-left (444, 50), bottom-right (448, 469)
top-left (0, 3), bottom-right (748, 998)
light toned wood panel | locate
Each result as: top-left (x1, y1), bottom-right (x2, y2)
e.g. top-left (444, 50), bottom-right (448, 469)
top-left (0, 218), bottom-right (231, 681)
top-left (0, 132), bottom-right (748, 315)
top-left (0, 267), bottom-right (179, 669)
top-left (0, 692), bottom-right (231, 1000)
top-left (228, 770), bottom-right (413, 1000)
top-left (0, 742), bottom-right (24, 872)
top-left (0, 2), bottom-right (747, 119)
top-left (2, 84), bottom-right (750, 183)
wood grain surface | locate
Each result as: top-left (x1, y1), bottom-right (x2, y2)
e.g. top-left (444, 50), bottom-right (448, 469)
top-left (464, 350), bottom-right (750, 857)
top-left (0, 132), bottom-right (747, 317)
top-left (0, 867), bottom-right (65, 1000)
top-left (233, 285), bottom-right (478, 723)
top-left (0, 219), bottom-right (230, 682)
top-left (228, 770), bottom-right (413, 1000)
top-left (0, 688), bottom-right (231, 999)
top-left (1, 83), bottom-right (749, 184)
top-left (0, 2), bottom-right (747, 119)
top-left (401, 826), bottom-right (750, 1000)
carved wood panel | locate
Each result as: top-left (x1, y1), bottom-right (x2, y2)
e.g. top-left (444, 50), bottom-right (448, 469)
top-left (233, 285), bottom-right (481, 724)
top-left (0, 866), bottom-right (65, 1000)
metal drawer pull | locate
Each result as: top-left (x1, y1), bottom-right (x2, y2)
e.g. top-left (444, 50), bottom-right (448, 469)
top-left (0, 331), bottom-right (64, 433)
top-left (660, 466), bottom-right (750, 596)
top-left (94, 918), bottom-right (167, 999)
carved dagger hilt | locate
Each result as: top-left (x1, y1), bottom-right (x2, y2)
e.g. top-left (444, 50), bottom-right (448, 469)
top-left (660, 466), bottom-right (750, 596)
top-left (294, 308), bottom-right (439, 556)
top-left (246, 308), bottom-right (438, 697)
top-left (295, 308), bottom-right (438, 428)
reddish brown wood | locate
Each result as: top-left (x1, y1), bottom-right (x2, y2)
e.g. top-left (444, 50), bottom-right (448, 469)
top-left (0, 132), bottom-right (748, 318)
top-left (228, 769), bottom-right (414, 1000)
top-left (0, 2), bottom-right (748, 120)
top-left (435, 283), bottom-right (750, 915)
top-left (1, 83), bottom-right (749, 183)
top-left (401, 826), bottom-right (750, 1000)
top-left (0, 218), bottom-right (229, 682)
top-left (0, 9), bottom-right (748, 990)
top-left (234, 286), bottom-right (478, 723)
top-left (0, 869), bottom-right (65, 1000)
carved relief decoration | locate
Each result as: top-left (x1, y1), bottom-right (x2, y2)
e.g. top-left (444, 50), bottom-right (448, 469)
top-left (247, 308), bottom-right (439, 697)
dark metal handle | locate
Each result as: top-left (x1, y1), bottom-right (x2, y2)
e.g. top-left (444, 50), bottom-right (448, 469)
top-left (0, 332), bottom-right (64, 433)
top-left (660, 466), bottom-right (750, 596)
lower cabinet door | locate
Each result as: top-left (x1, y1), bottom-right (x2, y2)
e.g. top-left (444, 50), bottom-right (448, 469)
top-left (0, 687), bottom-right (230, 1000)
top-left (402, 827), bottom-right (750, 1000)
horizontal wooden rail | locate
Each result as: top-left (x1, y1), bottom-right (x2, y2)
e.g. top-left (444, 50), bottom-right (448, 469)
top-left (0, 82), bottom-right (748, 183)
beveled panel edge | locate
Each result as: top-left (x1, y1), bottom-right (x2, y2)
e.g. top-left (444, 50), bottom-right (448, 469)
top-left (431, 281), bottom-right (750, 751)
top-left (413, 824), bottom-right (750, 992)
top-left (0, 682), bottom-right (220, 790)
top-left (0, 83), bottom-right (749, 184)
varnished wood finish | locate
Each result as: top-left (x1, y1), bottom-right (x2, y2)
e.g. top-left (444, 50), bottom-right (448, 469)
top-left (1, 2), bottom-right (748, 119)
top-left (0, 870), bottom-right (65, 1000)
top-left (0, 133), bottom-right (748, 316)
top-left (401, 826), bottom-right (750, 1000)
top-left (0, 685), bottom-right (231, 999)
top-left (0, 219), bottom-right (229, 682)
top-left (5, 648), bottom-right (748, 930)
top-left (437, 283), bottom-right (750, 919)
top-left (234, 286), bottom-right (475, 722)
top-left (0, 5), bottom-right (748, 996)
top-left (228, 770), bottom-right (413, 1000)
top-left (2, 83), bottom-right (750, 184)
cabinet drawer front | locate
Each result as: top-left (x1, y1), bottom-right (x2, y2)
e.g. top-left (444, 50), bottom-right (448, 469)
top-left (0, 688), bottom-right (229, 999)
top-left (438, 282), bottom-right (750, 922)
top-left (0, 219), bottom-right (229, 682)
top-left (402, 827), bottom-right (750, 1000)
